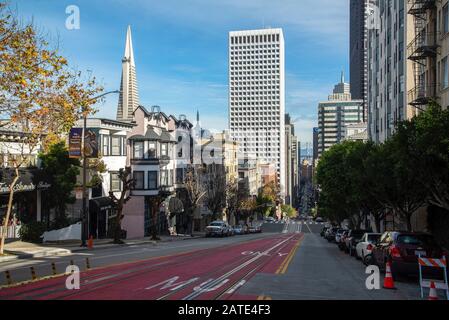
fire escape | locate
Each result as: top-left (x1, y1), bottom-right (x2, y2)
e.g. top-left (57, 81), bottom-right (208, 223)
top-left (407, 0), bottom-right (439, 107)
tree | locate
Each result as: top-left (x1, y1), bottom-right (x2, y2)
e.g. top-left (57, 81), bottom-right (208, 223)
top-left (184, 165), bottom-right (206, 235)
top-left (39, 141), bottom-right (80, 229)
top-left (377, 121), bottom-right (428, 231)
top-left (0, 3), bottom-right (102, 254)
top-left (204, 164), bottom-right (227, 220)
top-left (256, 181), bottom-right (279, 217)
top-left (109, 167), bottom-right (133, 244)
top-left (281, 204), bottom-right (297, 219)
top-left (413, 103), bottom-right (449, 211)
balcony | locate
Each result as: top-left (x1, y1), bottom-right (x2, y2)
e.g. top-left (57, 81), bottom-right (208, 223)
top-left (408, 84), bottom-right (438, 106)
top-left (407, 31), bottom-right (439, 61)
top-left (408, 0), bottom-right (437, 15)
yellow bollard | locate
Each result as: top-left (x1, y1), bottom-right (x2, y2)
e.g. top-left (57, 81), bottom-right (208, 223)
top-left (5, 271), bottom-right (12, 285)
top-left (30, 267), bottom-right (37, 281)
top-left (51, 262), bottom-right (57, 275)
top-left (86, 258), bottom-right (91, 270)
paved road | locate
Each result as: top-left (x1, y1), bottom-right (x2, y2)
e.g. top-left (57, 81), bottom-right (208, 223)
top-left (0, 220), bottom-right (433, 300)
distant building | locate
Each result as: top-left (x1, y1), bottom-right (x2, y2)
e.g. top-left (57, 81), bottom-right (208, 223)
top-left (317, 73), bottom-right (363, 158)
top-left (344, 122), bottom-right (368, 142)
top-left (117, 26), bottom-right (140, 122)
top-left (312, 127), bottom-right (319, 164)
top-left (350, 0), bottom-right (369, 121)
top-left (238, 156), bottom-right (262, 198)
top-left (228, 28), bottom-right (286, 199)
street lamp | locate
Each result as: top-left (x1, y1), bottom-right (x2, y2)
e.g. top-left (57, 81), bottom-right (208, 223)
top-left (80, 90), bottom-right (120, 247)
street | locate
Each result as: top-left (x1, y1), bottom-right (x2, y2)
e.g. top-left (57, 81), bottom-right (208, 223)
top-left (0, 221), bottom-right (427, 300)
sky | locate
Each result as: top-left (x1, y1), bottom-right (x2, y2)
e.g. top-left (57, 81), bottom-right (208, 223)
top-left (10, 0), bottom-right (350, 145)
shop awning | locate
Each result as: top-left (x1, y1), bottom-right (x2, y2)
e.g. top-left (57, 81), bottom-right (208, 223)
top-left (90, 197), bottom-right (113, 211)
top-left (0, 169), bottom-right (51, 195)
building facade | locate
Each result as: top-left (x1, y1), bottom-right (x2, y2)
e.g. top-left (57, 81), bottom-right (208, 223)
top-left (71, 118), bottom-right (134, 239)
top-left (407, 0), bottom-right (449, 111)
top-left (367, 0), bottom-right (417, 143)
top-left (228, 28), bottom-right (286, 199)
top-left (317, 76), bottom-right (364, 158)
top-left (350, 0), bottom-right (370, 122)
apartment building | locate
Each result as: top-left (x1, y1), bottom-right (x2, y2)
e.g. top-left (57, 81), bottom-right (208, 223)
top-left (367, 0), bottom-right (417, 143)
top-left (407, 0), bottom-right (449, 110)
top-left (228, 28), bottom-right (286, 199)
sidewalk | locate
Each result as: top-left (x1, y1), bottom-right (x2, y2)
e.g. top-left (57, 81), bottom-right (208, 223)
top-left (0, 233), bottom-right (205, 263)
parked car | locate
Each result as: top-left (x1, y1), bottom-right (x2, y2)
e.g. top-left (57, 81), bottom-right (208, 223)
top-left (355, 233), bottom-right (381, 265)
top-left (264, 217), bottom-right (276, 223)
top-left (315, 217), bottom-right (324, 223)
top-left (334, 229), bottom-right (347, 244)
top-left (325, 227), bottom-right (339, 242)
top-left (320, 227), bottom-right (329, 237)
top-left (248, 224), bottom-right (262, 234)
top-left (205, 221), bottom-right (231, 237)
top-left (344, 229), bottom-right (369, 256)
top-left (338, 230), bottom-right (350, 251)
top-left (233, 225), bottom-right (245, 235)
top-left (227, 226), bottom-right (235, 236)
top-left (372, 232), bottom-right (449, 278)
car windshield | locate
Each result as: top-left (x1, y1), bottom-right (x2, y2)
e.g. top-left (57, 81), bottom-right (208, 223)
top-left (367, 234), bottom-right (381, 242)
top-left (397, 234), bottom-right (437, 246)
top-left (352, 231), bottom-right (367, 238)
top-left (210, 222), bottom-right (224, 227)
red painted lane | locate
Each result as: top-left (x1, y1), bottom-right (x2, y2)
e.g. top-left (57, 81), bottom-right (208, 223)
top-left (0, 233), bottom-right (303, 300)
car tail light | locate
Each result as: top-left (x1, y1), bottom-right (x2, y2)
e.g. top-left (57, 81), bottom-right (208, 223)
top-left (390, 245), bottom-right (401, 258)
top-left (366, 244), bottom-right (373, 251)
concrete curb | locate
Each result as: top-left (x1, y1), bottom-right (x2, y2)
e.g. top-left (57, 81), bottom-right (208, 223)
top-left (0, 235), bottom-right (204, 264)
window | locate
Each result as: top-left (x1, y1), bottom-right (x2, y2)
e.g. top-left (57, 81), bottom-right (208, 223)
top-left (176, 168), bottom-right (184, 184)
top-left (160, 143), bottom-right (168, 157)
top-left (148, 142), bottom-right (157, 158)
top-left (160, 170), bottom-right (168, 186)
top-left (443, 56), bottom-right (449, 89)
top-left (110, 172), bottom-right (122, 192)
top-left (111, 136), bottom-right (121, 156)
top-left (133, 141), bottom-right (144, 159)
top-left (148, 171), bottom-right (158, 190)
top-left (444, 4), bottom-right (449, 34)
top-left (133, 171), bottom-right (144, 190)
top-left (102, 136), bottom-right (110, 156)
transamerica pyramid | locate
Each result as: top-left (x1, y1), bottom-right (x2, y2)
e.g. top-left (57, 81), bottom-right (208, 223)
top-left (117, 26), bottom-right (139, 122)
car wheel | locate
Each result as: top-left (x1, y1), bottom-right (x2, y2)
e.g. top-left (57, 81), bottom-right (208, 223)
top-left (364, 254), bottom-right (372, 266)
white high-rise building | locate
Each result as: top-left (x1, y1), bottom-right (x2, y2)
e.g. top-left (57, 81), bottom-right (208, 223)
top-left (228, 28), bottom-right (286, 198)
top-left (117, 26), bottom-right (140, 122)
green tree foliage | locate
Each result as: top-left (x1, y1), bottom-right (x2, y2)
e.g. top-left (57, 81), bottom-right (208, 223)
top-left (281, 205), bottom-right (297, 218)
top-left (316, 103), bottom-right (449, 232)
top-left (39, 141), bottom-right (80, 229)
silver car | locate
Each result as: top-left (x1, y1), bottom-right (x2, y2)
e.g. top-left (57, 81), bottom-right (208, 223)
top-left (205, 221), bottom-right (230, 237)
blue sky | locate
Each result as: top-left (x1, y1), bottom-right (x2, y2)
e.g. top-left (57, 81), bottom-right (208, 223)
top-left (11, 0), bottom-right (349, 144)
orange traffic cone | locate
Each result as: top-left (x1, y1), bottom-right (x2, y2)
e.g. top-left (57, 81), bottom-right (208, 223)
top-left (87, 235), bottom-right (94, 249)
top-left (428, 281), bottom-right (438, 300)
top-left (383, 261), bottom-right (396, 290)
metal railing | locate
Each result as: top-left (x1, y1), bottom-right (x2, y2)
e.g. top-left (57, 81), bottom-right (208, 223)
top-left (407, 31), bottom-right (440, 60)
top-left (408, 83), bottom-right (439, 106)
top-left (0, 225), bottom-right (21, 239)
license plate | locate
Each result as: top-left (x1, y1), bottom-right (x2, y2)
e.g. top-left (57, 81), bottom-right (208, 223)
top-left (415, 250), bottom-right (426, 257)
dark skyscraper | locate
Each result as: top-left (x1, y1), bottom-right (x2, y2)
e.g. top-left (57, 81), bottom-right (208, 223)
top-left (349, 0), bottom-right (368, 122)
